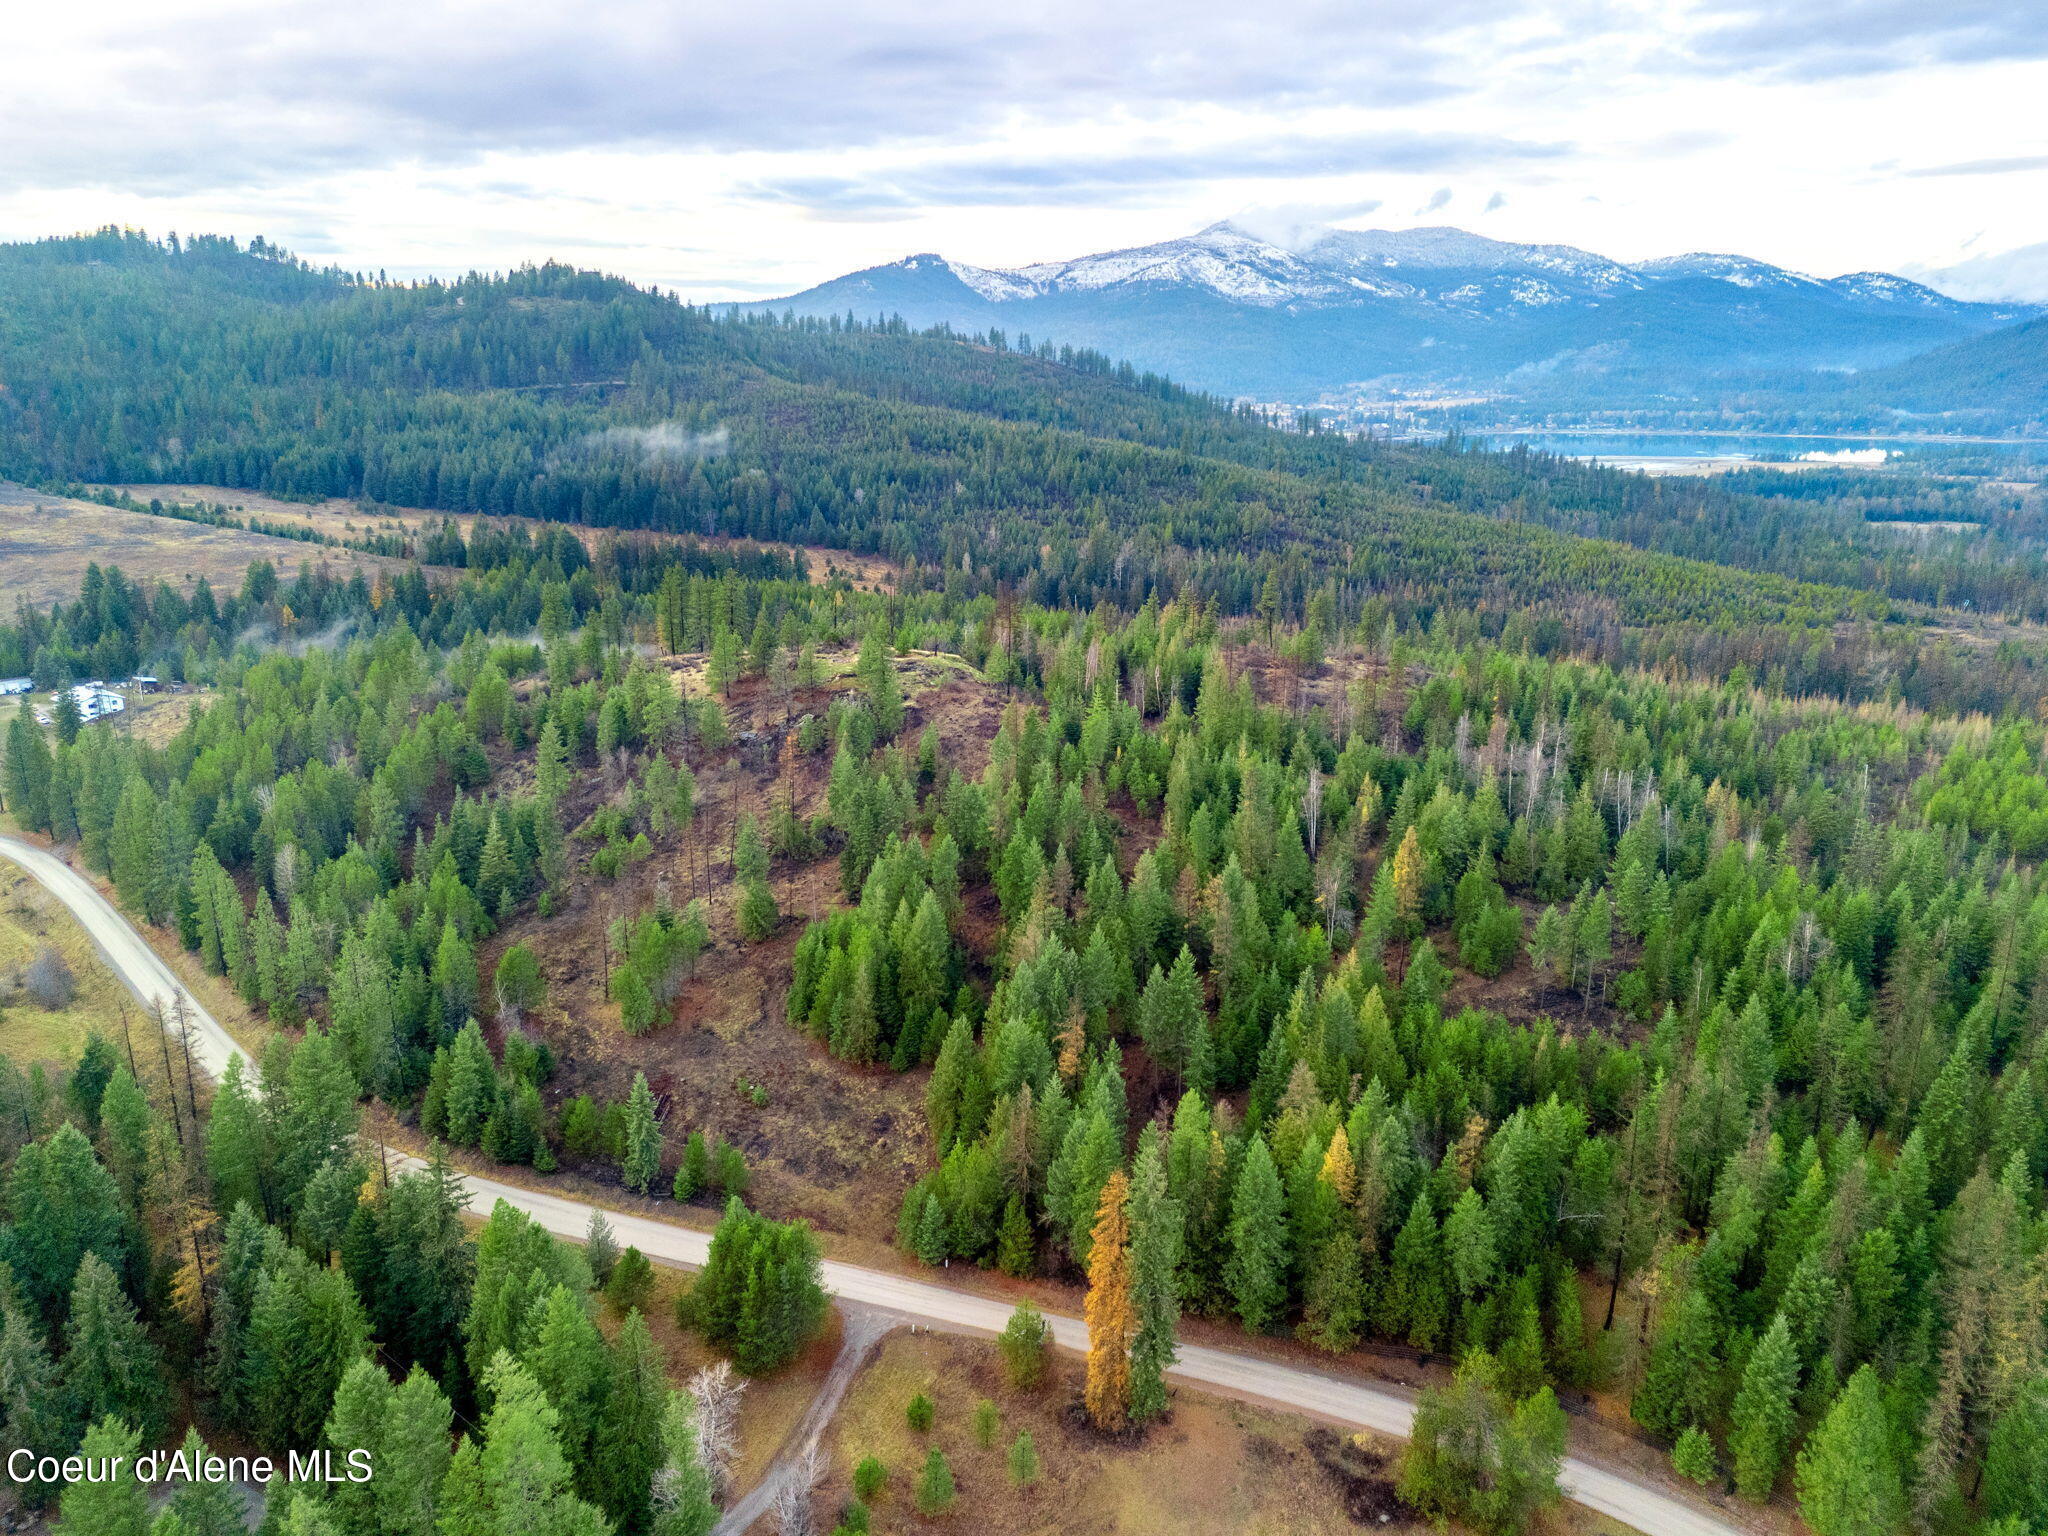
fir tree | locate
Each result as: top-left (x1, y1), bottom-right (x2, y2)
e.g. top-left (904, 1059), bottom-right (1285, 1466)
top-left (914, 1448), bottom-right (956, 1516)
top-left (593, 1310), bottom-right (669, 1531)
top-left (53, 1417), bottom-right (149, 1536)
top-left (373, 1366), bottom-right (454, 1536)
top-left (692, 1200), bottom-right (828, 1375)
top-left (1729, 1312), bottom-right (1800, 1502)
top-left (622, 1071), bottom-right (662, 1194)
top-left (1397, 1354), bottom-right (1567, 1536)
top-left (1006, 1430), bottom-right (1039, 1487)
top-left (999, 1303), bottom-right (1051, 1391)
top-left (1674, 1425), bottom-right (1719, 1487)
top-left (60, 1253), bottom-right (167, 1443)
top-left (1223, 1139), bottom-right (1290, 1335)
top-left (1796, 1366), bottom-right (1902, 1536)
top-left (1126, 1131), bottom-right (1182, 1422)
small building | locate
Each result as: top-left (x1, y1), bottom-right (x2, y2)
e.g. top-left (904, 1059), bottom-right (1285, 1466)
top-left (60, 684), bottom-right (126, 720)
top-left (128, 675), bottom-right (160, 694)
top-left (0, 677), bottom-right (31, 697)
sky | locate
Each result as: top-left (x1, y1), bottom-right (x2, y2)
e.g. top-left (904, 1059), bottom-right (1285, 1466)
top-left (6, 0), bottom-right (2048, 300)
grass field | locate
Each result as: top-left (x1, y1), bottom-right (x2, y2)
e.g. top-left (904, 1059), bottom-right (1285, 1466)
top-left (828, 1331), bottom-right (1402, 1536)
top-left (114, 482), bottom-right (901, 591)
top-left (0, 481), bottom-right (410, 610)
top-left (0, 861), bottom-right (135, 1069)
top-left (822, 1331), bottom-right (1642, 1536)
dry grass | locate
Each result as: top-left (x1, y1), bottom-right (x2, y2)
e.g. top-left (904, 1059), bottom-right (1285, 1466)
top-left (819, 1331), bottom-right (1647, 1536)
top-left (0, 862), bottom-right (137, 1069)
top-left (824, 1332), bottom-right (1420, 1536)
top-left (100, 686), bottom-right (216, 748)
top-left (114, 483), bottom-right (902, 592)
top-left (0, 482), bottom-right (409, 610)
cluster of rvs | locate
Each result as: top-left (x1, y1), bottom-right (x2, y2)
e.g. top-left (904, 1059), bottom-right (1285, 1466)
top-left (0, 674), bottom-right (159, 726)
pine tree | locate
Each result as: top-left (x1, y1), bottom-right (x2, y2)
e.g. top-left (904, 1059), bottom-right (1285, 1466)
top-left (999, 1303), bottom-right (1051, 1391)
top-left (1137, 947), bottom-right (1212, 1092)
top-left (374, 1366), bottom-right (454, 1536)
top-left (1632, 1287), bottom-right (1720, 1444)
top-left (1007, 1430), bottom-right (1040, 1486)
top-left (60, 1252), bottom-right (167, 1442)
top-left (459, 1352), bottom-right (611, 1535)
top-left (584, 1208), bottom-right (621, 1283)
top-left (1981, 1384), bottom-right (2048, 1530)
top-left (1083, 1171), bottom-right (1136, 1431)
top-left (1301, 1228), bottom-right (1366, 1354)
top-left (244, 1250), bottom-right (371, 1451)
top-left (1796, 1366), bottom-right (1903, 1536)
top-left (1224, 1139), bottom-right (1290, 1335)
top-left (996, 1193), bottom-right (1035, 1277)
top-left (463, 1200), bottom-right (592, 1394)
top-left (493, 944), bottom-right (547, 1025)
top-left (1386, 1189), bottom-right (1448, 1352)
top-left (0, 1300), bottom-right (62, 1508)
top-left (738, 877), bottom-right (779, 942)
top-left (675, 1131), bottom-right (711, 1202)
top-left (857, 626), bottom-right (904, 738)
top-left (53, 1416), bottom-right (149, 1536)
top-left (1126, 1132), bottom-right (1182, 1422)
top-left (1673, 1425), bottom-right (1719, 1487)
top-left (593, 1310), bottom-right (669, 1531)
top-left (1444, 1187), bottom-right (1499, 1309)
top-left (9, 1121), bottom-right (131, 1321)
top-left (1729, 1312), bottom-right (1800, 1502)
top-left (623, 1071), bottom-right (662, 1194)
top-left (605, 1247), bottom-right (655, 1314)
top-left (914, 1448), bottom-right (956, 1516)
top-left (1397, 1353), bottom-right (1567, 1536)
top-left (692, 1199), bottom-right (828, 1375)
top-left (652, 1390), bottom-right (718, 1536)
top-left (430, 920), bottom-right (478, 1029)
top-left (321, 1359), bottom-right (393, 1536)
top-left (523, 1285), bottom-right (608, 1504)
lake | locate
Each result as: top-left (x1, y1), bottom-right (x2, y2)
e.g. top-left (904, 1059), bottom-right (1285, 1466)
top-left (1467, 430), bottom-right (2044, 477)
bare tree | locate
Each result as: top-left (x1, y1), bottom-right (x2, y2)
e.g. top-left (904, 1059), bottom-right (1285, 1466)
top-left (1301, 765), bottom-right (1324, 860)
top-left (689, 1360), bottom-right (747, 1500)
top-left (23, 946), bottom-right (75, 1009)
top-left (772, 1447), bottom-right (825, 1536)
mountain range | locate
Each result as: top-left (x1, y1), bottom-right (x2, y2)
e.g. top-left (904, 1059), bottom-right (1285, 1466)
top-left (746, 221), bottom-right (2038, 413)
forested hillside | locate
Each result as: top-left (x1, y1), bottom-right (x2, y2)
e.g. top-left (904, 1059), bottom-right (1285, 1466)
top-left (3, 515), bottom-right (2047, 1534)
top-left (1, 226), bottom-right (2047, 1536)
top-left (13, 230), bottom-right (2048, 713)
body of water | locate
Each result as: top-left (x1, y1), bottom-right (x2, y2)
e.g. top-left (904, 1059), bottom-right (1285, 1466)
top-left (1464, 430), bottom-right (2042, 477)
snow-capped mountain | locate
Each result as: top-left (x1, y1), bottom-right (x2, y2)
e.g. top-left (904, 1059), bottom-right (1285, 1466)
top-left (748, 221), bottom-right (2031, 403)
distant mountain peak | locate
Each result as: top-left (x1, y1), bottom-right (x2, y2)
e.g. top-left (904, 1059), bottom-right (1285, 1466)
top-left (1634, 252), bottom-right (1817, 289)
top-left (746, 219), bottom-right (2028, 405)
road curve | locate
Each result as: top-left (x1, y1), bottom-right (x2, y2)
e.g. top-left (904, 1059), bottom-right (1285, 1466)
top-left (0, 833), bottom-right (1750, 1536)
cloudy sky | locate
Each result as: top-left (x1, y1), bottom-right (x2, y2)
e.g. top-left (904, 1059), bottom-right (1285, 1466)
top-left (7, 0), bottom-right (2048, 299)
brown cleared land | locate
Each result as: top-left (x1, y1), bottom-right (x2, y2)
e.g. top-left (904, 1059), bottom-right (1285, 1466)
top-left (0, 482), bottom-right (411, 610)
top-left (114, 483), bottom-right (901, 592)
top-left (479, 650), bottom-right (1005, 1245)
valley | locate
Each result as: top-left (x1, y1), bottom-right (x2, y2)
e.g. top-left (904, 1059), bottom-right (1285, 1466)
top-left (0, 229), bottom-right (2043, 1536)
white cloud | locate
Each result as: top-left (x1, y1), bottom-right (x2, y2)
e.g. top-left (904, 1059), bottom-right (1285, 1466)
top-left (1906, 241), bottom-right (2048, 303)
top-left (0, 0), bottom-right (2042, 299)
